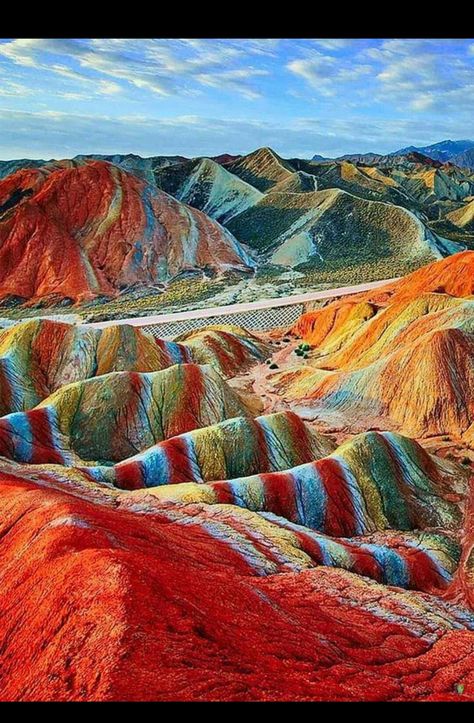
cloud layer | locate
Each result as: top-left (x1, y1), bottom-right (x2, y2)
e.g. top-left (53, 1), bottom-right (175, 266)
top-left (0, 38), bottom-right (473, 158)
top-left (2, 108), bottom-right (473, 161)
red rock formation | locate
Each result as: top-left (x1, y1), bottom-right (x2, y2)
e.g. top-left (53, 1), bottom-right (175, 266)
top-left (0, 472), bottom-right (472, 702)
top-left (0, 160), bottom-right (251, 305)
top-left (286, 254), bottom-right (474, 438)
top-left (293, 251), bottom-right (474, 342)
top-left (367, 250), bottom-right (474, 305)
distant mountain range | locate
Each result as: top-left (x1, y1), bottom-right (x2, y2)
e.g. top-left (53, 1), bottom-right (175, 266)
top-left (450, 147), bottom-right (474, 170)
top-left (313, 139), bottom-right (474, 169)
top-left (394, 139), bottom-right (474, 164)
top-left (1, 144), bottom-right (474, 314)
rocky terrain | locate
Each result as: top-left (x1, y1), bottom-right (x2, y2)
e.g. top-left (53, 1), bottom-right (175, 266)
top-left (1, 144), bottom-right (474, 320)
top-left (263, 252), bottom-right (474, 437)
top-left (0, 159), bottom-right (252, 307)
top-left (0, 251), bottom-right (474, 701)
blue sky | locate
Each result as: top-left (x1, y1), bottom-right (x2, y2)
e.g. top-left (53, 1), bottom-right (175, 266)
top-left (0, 38), bottom-right (473, 160)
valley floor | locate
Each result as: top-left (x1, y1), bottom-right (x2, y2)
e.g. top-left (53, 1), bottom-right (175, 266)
top-left (0, 256), bottom-right (423, 324)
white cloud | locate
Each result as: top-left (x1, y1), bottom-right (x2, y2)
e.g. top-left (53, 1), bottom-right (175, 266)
top-left (57, 92), bottom-right (90, 101)
top-left (312, 39), bottom-right (354, 51)
top-left (287, 52), bottom-right (372, 97)
top-left (287, 54), bottom-right (338, 95)
top-left (287, 39), bottom-right (474, 114)
top-left (98, 81), bottom-right (122, 95)
top-left (0, 81), bottom-right (36, 97)
top-left (195, 68), bottom-right (269, 99)
top-left (410, 94), bottom-right (436, 111)
top-left (0, 38), bottom-right (274, 100)
top-left (364, 38), bottom-right (474, 114)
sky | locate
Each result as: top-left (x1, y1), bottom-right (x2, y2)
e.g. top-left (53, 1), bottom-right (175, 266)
top-left (0, 37), bottom-right (473, 160)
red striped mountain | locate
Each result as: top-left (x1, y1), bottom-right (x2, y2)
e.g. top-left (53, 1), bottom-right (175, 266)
top-left (0, 159), bottom-right (252, 305)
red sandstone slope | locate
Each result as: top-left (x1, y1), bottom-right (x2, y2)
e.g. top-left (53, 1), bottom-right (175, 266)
top-left (289, 252), bottom-right (474, 362)
top-left (281, 253), bottom-right (474, 438)
top-left (0, 160), bottom-right (251, 304)
top-left (0, 472), bottom-right (473, 702)
top-left (367, 250), bottom-right (474, 305)
top-left (292, 251), bottom-right (474, 355)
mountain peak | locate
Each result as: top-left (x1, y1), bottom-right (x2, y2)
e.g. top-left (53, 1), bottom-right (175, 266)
top-left (226, 147), bottom-right (295, 192)
top-left (251, 146), bottom-right (283, 162)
